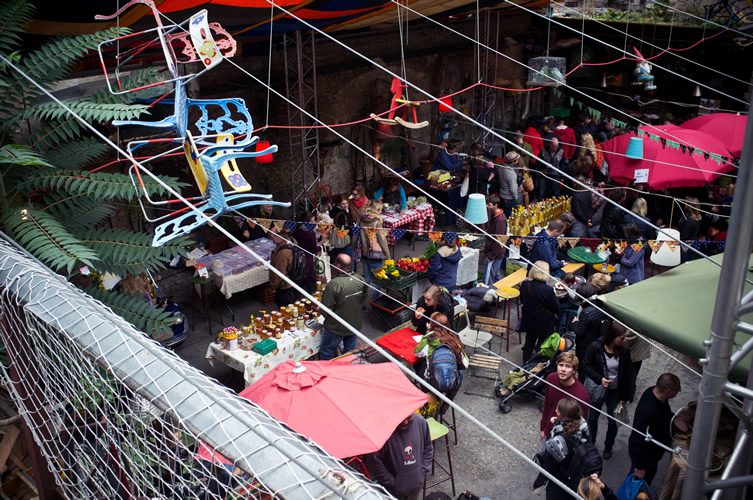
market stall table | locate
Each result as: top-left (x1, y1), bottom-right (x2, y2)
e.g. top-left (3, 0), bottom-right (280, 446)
top-left (426, 183), bottom-right (462, 227)
top-left (382, 203), bottom-right (435, 246)
top-left (195, 237), bottom-right (276, 299)
top-left (205, 326), bottom-right (322, 386)
top-left (375, 327), bottom-right (421, 365)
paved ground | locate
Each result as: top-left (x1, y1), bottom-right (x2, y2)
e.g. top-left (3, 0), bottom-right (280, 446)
top-left (161, 236), bottom-right (700, 499)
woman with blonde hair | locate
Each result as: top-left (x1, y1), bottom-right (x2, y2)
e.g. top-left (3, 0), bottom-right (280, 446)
top-left (577, 475), bottom-right (617, 499)
top-left (624, 197), bottom-right (654, 240)
top-left (520, 261), bottom-right (559, 361)
top-left (578, 133), bottom-right (604, 179)
top-left (588, 273), bottom-right (611, 294)
top-left (411, 284), bottom-right (455, 334)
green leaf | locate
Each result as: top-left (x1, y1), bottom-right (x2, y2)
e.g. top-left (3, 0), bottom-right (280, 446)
top-left (0, 144), bottom-right (51, 167)
top-left (2, 207), bottom-right (99, 272)
top-left (82, 286), bottom-right (174, 336)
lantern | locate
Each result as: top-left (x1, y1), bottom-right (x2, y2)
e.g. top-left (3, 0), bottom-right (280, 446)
top-left (255, 140), bottom-right (274, 163)
top-left (438, 95), bottom-right (453, 113)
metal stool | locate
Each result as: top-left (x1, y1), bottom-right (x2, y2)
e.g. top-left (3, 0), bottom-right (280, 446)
top-left (422, 417), bottom-right (455, 498)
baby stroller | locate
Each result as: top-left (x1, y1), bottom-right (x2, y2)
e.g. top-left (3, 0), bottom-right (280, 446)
top-left (495, 332), bottom-right (574, 414)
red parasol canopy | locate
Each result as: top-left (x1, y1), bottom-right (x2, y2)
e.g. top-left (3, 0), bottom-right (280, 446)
top-left (601, 125), bottom-right (735, 190)
top-left (238, 360), bottom-right (427, 459)
top-left (681, 112), bottom-right (748, 159)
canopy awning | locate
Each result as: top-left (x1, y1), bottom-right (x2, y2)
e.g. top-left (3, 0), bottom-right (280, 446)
top-left (601, 254), bottom-right (753, 382)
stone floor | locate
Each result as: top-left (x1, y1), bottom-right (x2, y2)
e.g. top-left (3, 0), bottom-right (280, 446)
top-left (158, 236), bottom-right (699, 499)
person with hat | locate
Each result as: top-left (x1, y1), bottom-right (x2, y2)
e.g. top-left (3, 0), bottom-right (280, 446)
top-left (497, 151), bottom-right (521, 217)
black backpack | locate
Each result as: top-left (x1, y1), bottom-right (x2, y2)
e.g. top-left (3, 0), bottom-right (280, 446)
top-left (284, 244), bottom-right (308, 282)
top-left (564, 438), bottom-right (602, 488)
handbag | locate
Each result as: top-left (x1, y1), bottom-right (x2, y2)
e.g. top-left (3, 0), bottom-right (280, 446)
top-left (616, 472), bottom-right (657, 500)
top-left (522, 172), bottom-right (534, 192)
top-left (460, 174), bottom-right (470, 197)
top-left (584, 377), bottom-right (607, 407)
top-left (614, 401), bottom-right (630, 424)
top-left (331, 228), bottom-right (351, 249)
top-left (314, 249), bottom-right (331, 282)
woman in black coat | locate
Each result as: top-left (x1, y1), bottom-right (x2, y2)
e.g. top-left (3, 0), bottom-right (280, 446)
top-left (519, 260), bottom-right (560, 362)
top-left (411, 284), bottom-right (455, 334)
top-left (582, 323), bottom-right (635, 460)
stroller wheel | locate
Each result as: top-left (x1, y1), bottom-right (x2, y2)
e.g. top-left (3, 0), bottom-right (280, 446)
top-left (499, 402), bottom-right (512, 414)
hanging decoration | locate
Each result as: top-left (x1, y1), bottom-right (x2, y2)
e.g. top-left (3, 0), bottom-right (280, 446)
top-left (370, 77), bottom-right (429, 129)
top-left (95, 0), bottom-right (289, 246)
top-left (631, 48), bottom-right (656, 91)
top-left (527, 57), bottom-right (566, 87)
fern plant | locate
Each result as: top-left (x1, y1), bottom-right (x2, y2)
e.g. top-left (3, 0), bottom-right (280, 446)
top-left (0, 0), bottom-right (192, 336)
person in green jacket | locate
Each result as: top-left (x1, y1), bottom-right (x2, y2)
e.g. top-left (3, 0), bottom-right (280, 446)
top-left (320, 253), bottom-right (367, 359)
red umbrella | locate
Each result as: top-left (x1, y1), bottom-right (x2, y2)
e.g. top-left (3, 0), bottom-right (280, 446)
top-left (239, 360), bottom-right (428, 459)
top-left (601, 125), bottom-right (735, 190)
top-left (681, 112), bottom-right (748, 158)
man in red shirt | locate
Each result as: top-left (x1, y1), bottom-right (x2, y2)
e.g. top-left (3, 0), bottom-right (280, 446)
top-left (540, 351), bottom-right (590, 439)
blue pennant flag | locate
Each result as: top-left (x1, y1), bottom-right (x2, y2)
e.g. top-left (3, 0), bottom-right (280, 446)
top-left (351, 225), bottom-right (362, 237)
top-left (284, 220), bottom-right (298, 232)
top-left (391, 228), bottom-right (406, 241)
top-left (301, 222), bottom-right (316, 233)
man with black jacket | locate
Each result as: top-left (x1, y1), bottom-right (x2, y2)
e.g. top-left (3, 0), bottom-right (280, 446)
top-left (628, 373), bottom-right (681, 485)
top-left (570, 176), bottom-right (594, 238)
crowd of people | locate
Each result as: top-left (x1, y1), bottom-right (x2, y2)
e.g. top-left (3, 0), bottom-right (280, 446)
top-left (217, 109), bottom-right (727, 499)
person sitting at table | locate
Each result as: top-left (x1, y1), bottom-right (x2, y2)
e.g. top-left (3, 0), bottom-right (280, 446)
top-left (520, 260), bottom-right (559, 362)
top-left (412, 284), bottom-right (455, 334)
top-left (528, 219), bottom-right (566, 278)
top-left (373, 175), bottom-right (407, 211)
top-left (427, 234), bottom-right (463, 291)
top-left (414, 312), bottom-right (468, 403)
top-left (433, 140), bottom-right (464, 175)
top-left (329, 195), bottom-right (354, 270)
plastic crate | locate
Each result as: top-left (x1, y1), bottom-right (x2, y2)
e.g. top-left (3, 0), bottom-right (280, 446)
top-left (374, 271), bottom-right (417, 291)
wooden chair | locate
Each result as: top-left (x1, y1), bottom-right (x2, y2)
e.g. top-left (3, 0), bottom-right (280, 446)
top-left (473, 315), bottom-right (510, 354)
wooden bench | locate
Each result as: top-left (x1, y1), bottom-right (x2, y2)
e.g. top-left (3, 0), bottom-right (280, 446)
top-left (562, 262), bottom-right (585, 274)
top-left (493, 267), bottom-right (527, 290)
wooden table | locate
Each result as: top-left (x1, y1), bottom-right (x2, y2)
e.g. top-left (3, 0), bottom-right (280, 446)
top-left (492, 267), bottom-right (528, 290)
top-left (562, 262), bottom-right (585, 274)
top-left (592, 263), bottom-right (616, 274)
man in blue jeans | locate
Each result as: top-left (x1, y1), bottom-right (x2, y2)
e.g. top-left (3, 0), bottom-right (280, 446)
top-left (319, 254), bottom-right (367, 359)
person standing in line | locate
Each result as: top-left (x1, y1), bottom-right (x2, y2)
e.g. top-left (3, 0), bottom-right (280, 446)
top-left (628, 373), bottom-right (682, 486)
top-left (319, 253), bottom-right (366, 360)
top-left (540, 351), bottom-right (590, 440)
top-left (529, 220), bottom-right (566, 278)
top-left (366, 413), bottom-right (433, 500)
top-left (482, 201), bottom-right (508, 286)
top-left (268, 227), bottom-right (299, 307)
top-left (520, 260), bottom-right (560, 362)
top-left (497, 151), bottom-right (522, 216)
top-left (582, 323), bottom-right (635, 460)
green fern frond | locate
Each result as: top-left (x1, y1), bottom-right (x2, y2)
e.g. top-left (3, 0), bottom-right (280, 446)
top-left (77, 229), bottom-right (191, 275)
top-left (16, 169), bottom-right (186, 201)
top-left (32, 118), bottom-right (85, 151)
top-left (21, 28), bottom-right (129, 85)
top-left (2, 207), bottom-right (99, 273)
top-left (44, 194), bottom-right (115, 230)
top-left (25, 101), bottom-right (151, 125)
top-left (83, 286), bottom-right (173, 336)
top-left (45, 138), bottom-right (109, 169)
top-left (0, 0), bottom-right (34, 55)
top-left (0, 144), bottom-right (51, 166)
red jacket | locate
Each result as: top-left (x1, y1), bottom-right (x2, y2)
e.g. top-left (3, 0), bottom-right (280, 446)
top-left (553, 126), bottom-right (577, 160)
top-left (523, 127), bottom-right (543, 165)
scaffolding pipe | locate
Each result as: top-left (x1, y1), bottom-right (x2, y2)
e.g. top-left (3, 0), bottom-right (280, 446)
top-left (682, 95), bottom-right (753, 498)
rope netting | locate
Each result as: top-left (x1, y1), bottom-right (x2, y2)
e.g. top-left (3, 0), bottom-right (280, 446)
top-left (0, 238), bottom-right (387, 500)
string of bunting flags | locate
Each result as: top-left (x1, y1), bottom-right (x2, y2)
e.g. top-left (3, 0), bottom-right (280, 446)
top-left (243, 217), bottom-right (725, 254)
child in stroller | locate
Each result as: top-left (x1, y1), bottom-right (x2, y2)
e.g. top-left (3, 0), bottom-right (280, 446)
top-left (495, 332), bottom-right (574, 414)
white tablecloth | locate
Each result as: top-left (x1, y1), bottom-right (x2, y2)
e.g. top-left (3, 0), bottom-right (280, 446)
top-left (196, 238), bottom-right (276, 299)
top-left (456, 246), bottom-right (480, 286)
top-left (205, 327), bottom-right (322, 386)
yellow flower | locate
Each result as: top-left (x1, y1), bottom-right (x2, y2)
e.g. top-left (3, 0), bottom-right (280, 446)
top-left (385, 259), bottom-right (395, 266)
